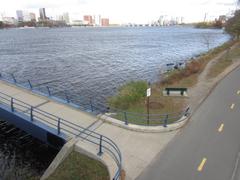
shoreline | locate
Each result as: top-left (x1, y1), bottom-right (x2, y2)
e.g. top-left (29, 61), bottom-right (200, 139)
top-left (107, 39), bottom-right (238, 126)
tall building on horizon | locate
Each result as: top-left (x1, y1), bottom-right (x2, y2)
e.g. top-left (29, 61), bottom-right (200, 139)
top-left (63, 13), bottom-right (70, 24)
top-left (16, 10), bottom-right (23, 22)
top-left (56, 12), bottom-right (70, 24)
top-left (39, 8), bottom-right (47, 20)
top-left (16, 10), bottom-right (36, 22)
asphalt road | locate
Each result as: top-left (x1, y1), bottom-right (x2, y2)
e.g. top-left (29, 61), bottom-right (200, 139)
top-left (137, 67), bottom-right (240, 180)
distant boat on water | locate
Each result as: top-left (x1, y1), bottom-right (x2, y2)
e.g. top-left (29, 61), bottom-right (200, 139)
top-left (19, 26), bottom-right (36, 29)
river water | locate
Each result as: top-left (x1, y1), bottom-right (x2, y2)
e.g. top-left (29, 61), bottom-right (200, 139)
top-left (0, 26), bottom-right (229, 105)
top-left (0, 26), bottom-right (230, 179)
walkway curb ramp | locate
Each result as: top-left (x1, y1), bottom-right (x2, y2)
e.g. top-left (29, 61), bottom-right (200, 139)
top-left (98, 114), bottom-right (189, 133)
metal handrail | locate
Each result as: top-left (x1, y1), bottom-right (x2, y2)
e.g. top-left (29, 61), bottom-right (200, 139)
top-left (0, 91), bottom-right (122, 180)
top-left (0, 73), bottom-right (189, 127)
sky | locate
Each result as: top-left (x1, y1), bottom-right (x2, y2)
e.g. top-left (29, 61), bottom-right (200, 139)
top-left (0, 0), bottom-right (237, 24)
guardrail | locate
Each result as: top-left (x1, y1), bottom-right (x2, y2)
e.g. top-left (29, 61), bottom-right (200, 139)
top-left (0, 91), bottom-right (122, 180)
top-left (0, 73), bottom-right (190, 127)
top-left (105, 106), bottom-right (190, 126)
top-left (0, 73), bottom-right (102, 113)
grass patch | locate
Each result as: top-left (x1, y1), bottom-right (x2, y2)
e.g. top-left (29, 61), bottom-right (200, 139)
top-left (108, 81), bottom-right (147, 110)
top-left (109, 83), bottom-right (186, 125)
top-left (207, 43), bottom-right (240, 78)
top-left (46, 151), bottom-right (109, 180)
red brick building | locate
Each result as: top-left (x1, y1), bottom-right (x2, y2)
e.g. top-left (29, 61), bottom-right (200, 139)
top-left (83, 15), bottom-right (93, 25)
top-left (101, 18), bottom-right (109, 26)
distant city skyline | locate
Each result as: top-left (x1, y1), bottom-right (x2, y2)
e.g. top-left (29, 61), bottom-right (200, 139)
top-left (0, 0), bottom-right (237, 24)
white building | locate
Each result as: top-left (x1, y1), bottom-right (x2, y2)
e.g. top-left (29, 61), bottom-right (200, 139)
top-left (94, 15), bottom-right (101, 26)
top-left (63, 13), bottom-right (70, 24)
top-left (56, 13), bottom-right (70, 24)
top-left (23, 11), bottom-right (31, 22)
top-left (71, 20), bottom-right (84, 26)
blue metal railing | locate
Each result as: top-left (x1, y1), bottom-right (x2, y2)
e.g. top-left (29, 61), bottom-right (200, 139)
top-left (0, 73), bottom-right (190, 126)
top-left (105, 106), bottom-right (190, 126)
top-left (0, 91), bottom-right (122, 180)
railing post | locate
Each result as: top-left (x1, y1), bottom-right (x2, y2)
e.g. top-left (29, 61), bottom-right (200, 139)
top-left (65, 91), bottom-right (70, 103)
top-left (164, 114), bottom-right (168, 127)
top-left (184, 107), bottom-right (190, 117)
top-left (30, 106), bottom-right (33, 121)
top-left (46, 86), bottom-right (51, 96)
top-left (124, 112), bottom-right (128, 125)
top-left (11, 74), bottom-right (17, 83)
top-left (10, 98), bottom-right (14, 112)
top-left (28, 80), bottom-right (33, 90)
top-left (98, 135), bottom-right (103, 156)
top-left (57, 118), bottom-right (61, 135)
top-left (90, 99), bottom-right (94, 112)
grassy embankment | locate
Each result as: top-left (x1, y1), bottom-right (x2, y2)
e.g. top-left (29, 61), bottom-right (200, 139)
top-left (207, 42), bottom-right (240, 78)
top-left (108, 40), bottom-right (238, 125)
top-left (46, 151), bottom-right (109, 180)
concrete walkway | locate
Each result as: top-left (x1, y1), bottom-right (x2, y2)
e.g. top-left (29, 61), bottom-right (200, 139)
top-left (0, 80), bottom-right (177, 180)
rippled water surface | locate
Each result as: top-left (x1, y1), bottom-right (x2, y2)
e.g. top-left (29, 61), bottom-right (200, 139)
top-left (0, 119), bottom-right (58, 180)
top-left (0, 26), bottom-right (229, 104)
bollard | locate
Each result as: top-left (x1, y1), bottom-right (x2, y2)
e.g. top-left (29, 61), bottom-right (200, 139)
top-left (124, 112), bottom-right (128, 125)
top-left (57, 118), bottom-right (61, 135)
top-left (10, 98), bottom-right (14, 112)
top-left (11, 74), bottom-right (17, 83)
top-left (46, 86), bottom-right (51, 96)
top-left (163, 114), bottom-right (168, 127)
top-left (98, 135), bottom-right (103, 156)
top-left (30, 106), bottom-right (33, 121)
top-left (28, 80), bottom-right (33, 89)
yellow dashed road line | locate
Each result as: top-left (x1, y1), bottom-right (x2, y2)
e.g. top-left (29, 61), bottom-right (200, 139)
top-left (231, 103), bottom-right (235, 109)
top-left (198, 158), bottom-right (207, 172)
top-left (218, 123), bottom-right (224, 132)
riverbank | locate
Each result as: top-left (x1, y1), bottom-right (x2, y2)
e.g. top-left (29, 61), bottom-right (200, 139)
top-left (107, 40), bottom-right (239, 125)
top-left (187, 40), bottom-right (240, 112)
top-left (46, 151), bottom-right (109, 180)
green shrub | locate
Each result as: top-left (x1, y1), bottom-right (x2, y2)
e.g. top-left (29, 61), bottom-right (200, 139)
top-left (108, 81), bottom-right (148, 110)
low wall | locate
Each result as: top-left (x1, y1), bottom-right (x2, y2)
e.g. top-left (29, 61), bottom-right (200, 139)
top-left (99, 114), bottom-right (189, 133)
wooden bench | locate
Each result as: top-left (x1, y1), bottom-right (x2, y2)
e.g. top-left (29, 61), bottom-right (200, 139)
top-left (165, 87), bottom-right (187, 96)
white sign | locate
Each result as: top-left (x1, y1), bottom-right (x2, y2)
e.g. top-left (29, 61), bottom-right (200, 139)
top-left (147, 88), bottom-right (151, 97)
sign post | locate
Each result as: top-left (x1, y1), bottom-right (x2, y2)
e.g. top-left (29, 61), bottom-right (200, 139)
top-left (146, 85), bottom-right (151, 125)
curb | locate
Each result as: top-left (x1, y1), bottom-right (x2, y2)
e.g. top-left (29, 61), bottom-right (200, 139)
top-left (98, 114), bottom-right (189, 133)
